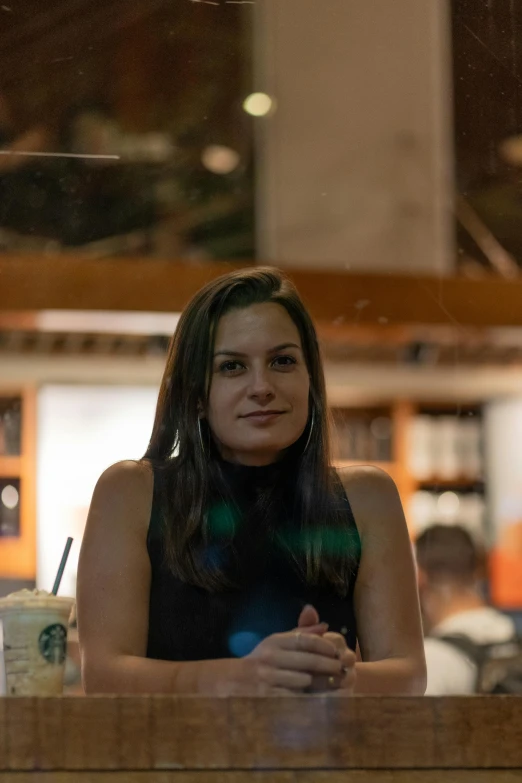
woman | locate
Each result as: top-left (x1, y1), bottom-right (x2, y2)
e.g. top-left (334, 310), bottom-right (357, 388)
top-left (77, 267), bottom-right (426, 695)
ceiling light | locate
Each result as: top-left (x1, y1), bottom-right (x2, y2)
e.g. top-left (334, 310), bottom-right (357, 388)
top-left (499, 135), bottom-right (522, 166)
top-left (201, 145), bottom-right (240, 175)
top-left (242, 92), bottom-right (274, 117)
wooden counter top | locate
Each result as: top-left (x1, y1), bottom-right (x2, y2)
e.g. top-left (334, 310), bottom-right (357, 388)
top-left (1, 696), bottom-right (521, 781)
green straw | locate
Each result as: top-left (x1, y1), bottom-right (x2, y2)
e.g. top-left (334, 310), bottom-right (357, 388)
top-left (52, 537), bottom-right (73, 595)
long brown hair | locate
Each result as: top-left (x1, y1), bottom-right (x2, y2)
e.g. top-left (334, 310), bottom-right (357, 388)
top-left (144, 267), bottom-right (358, 593)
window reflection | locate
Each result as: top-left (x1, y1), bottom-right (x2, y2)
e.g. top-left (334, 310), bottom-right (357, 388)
top-left (1, 0), bottom-right (522, 711)
top-left (0, 2), bottom-right (254, 260)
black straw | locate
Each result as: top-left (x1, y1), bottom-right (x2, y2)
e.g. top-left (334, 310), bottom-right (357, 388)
top-left (51, 537), bottom-right (73, 596)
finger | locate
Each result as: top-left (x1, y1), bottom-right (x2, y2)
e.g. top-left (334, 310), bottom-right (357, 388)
top-left (339, 651), bottom-right (357, 677)
top-left (307, 673), bottom-right (344, 693)
top-left (306, 649), bottom-right (356, 694)
top-left (298, 623), bottom-right (328, 636)
top-left (338, 655), bottom-right (357, 694)
top-left (309, 666), bottom-right (356, 695)
top-left (281, 632), bottom-right (339, 658)
top-left (340, 650), bottom-right (357, 668)
top-left (274, 650), bottom-right (346, 677)
top-left (260, 664), bottom-right (313, 691)
top-left (323, 632), bottom-right (348, 656)
top-left (297, 604), bottom-right (320, 629)
top-left (323, 631), bottom-right (347, 644)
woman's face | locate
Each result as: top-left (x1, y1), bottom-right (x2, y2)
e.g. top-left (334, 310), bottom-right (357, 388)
top-left (206, 302), bottom-right (311, 466)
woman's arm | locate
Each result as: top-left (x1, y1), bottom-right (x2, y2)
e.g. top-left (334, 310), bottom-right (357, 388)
top-left (77, 460), bottom-right (245, 695)
top-left (77, 460), bottom-right (343, 695)
top-left (342, 467), bottom-right (427, 695)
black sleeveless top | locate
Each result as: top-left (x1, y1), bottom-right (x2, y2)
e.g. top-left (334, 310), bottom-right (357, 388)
top-left (146, 461), bottom-right (361, 660)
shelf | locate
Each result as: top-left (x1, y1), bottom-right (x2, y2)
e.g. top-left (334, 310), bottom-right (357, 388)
top-left (0, 456), bottom-right (22, 478)
top-left (414, 476), bottom-right (484, 491)
top-left (0, 387), bottom-right (36, 579)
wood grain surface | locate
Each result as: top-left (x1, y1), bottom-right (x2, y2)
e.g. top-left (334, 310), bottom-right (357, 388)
top-left (2, 255), bottom-right (522, 327)
top-left (0, 772), bottom-right (520, 782)
top-left (0, 696), bottom-right (521, 773)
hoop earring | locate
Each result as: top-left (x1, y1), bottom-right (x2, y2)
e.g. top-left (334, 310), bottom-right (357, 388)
top-left (303, 408), bottom-right (315, 453)
top-left (197, 417), bottom-right (207, 455)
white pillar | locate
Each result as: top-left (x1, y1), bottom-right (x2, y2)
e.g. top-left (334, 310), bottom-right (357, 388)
top-left (254, 0), bottom-right (454, 274)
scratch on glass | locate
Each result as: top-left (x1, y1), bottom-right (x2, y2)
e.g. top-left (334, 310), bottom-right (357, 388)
top-left (463, 23), bottom-right (522, 84)
top-left (0, 151), bottom-right (121, 161)
top-left (416, 279), bottom-right (464, 334)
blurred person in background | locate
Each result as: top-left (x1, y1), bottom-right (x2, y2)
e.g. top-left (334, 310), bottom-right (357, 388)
top-left (416, 524), bottom-right (516, 695)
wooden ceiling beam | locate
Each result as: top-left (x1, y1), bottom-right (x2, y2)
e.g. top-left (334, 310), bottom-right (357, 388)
top-left (1, 254), bottom-right (522, 327)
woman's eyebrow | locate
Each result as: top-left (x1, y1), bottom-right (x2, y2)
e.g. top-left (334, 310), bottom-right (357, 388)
top-left (268, 342), bottom-right (301, 353)
top-left (213, 342), bottom-right (301, 358)
top-left (213, 349), bottom-right (248, 358)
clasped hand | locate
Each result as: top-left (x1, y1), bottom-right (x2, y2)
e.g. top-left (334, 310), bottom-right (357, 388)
top-left (246, 605), bottom-right (356, 695)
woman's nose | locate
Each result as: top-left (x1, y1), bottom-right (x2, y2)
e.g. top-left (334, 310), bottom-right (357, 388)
top-left (248, 368), bottom-right (275, 399)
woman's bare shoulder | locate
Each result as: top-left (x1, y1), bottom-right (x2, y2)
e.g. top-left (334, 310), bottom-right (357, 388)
top-left (335, 465), bottom-right (403, 537)
top-left (89, 460), bottom-right (154, 539)
top-left (96, 458), bottom-right (153, 487)
top-left (336, 463), bottom-right (396, 493)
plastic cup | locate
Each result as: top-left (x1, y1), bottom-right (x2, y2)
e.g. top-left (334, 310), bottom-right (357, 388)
top-left (0, 590), bottom-right (74, 696)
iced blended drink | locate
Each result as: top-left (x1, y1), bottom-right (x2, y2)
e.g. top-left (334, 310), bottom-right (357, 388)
top-left (0, 589), bottom-right (74, 696)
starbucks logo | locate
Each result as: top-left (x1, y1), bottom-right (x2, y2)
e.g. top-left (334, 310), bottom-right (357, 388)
top-left (38, 624), bottom-right (67, 665)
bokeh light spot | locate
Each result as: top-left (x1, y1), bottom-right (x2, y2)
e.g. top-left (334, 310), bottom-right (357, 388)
top-left (228, 630), bottom-right (261, 657)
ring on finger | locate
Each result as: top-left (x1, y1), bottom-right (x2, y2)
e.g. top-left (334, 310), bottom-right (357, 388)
top-left (328, 676), bottom-right (336, 688)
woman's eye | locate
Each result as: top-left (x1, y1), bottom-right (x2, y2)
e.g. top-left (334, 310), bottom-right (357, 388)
top-left (272, 355), bottom-right (297, 368)
top-left (219, 360), bottom-right (244, 373)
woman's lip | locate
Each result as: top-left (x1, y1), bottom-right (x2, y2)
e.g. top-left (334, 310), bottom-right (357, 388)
top-left (243, 412), bottom-right (284, 425)
top-left (243, 411), bottom-right (284, 418)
